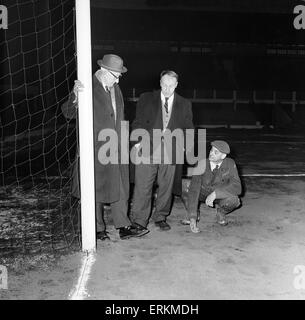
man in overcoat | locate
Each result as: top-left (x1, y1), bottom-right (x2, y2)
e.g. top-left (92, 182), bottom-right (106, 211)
top-left (62, 54), bottom-right (147, 240)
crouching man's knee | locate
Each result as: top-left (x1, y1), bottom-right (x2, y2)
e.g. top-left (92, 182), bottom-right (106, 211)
top-left (216, 196), bottom-right (240, 214)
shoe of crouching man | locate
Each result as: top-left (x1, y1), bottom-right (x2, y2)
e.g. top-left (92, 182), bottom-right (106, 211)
top-left (154, 220), bottom-right (171, 231)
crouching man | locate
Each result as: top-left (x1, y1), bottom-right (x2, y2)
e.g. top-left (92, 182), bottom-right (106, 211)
top-left (186, 140), bottom-right (242, 232)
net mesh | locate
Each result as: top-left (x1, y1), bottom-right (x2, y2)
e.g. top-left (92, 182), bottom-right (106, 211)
top-left (0, 0), bottom-right (80, 255)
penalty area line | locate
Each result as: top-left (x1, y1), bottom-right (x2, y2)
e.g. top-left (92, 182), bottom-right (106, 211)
top-left (242, 173), bottom-right (305, 177)
top-left (185, 171), bottom-right (305, 178)
top-left (69, 251), bottom-right (96, 300)
top-left (233, 141), bottom-right (305, 144)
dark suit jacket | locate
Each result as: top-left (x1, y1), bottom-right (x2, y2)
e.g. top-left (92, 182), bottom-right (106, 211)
top-left (131, 90), bottom-right (194, 194)
top-left (61, 75), bottom-right (129, 203)
top-left (187, 157), bottom-right (242, 215)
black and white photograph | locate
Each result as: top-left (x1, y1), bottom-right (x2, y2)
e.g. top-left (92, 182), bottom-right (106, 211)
top-left (1, 0), bottom-right (305, 303)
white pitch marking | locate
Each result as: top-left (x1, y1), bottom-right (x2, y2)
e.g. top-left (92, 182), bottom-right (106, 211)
top-left (242, 173), bottom-right (305, 177)
top-left (186, 168), bottom-right (305, 178)
top-left (69, 251), bottom-right (96, 300)
top-left (233, 141), bottom-right (305, 144)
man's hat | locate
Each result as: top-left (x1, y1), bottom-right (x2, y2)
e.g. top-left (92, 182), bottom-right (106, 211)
top-left (211, 140), bottom-right (230, 154)
top-left (97, 54), bottom-right (127, 73)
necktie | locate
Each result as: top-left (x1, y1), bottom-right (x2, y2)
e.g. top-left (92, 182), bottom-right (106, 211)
top-left (164, 97), bottom-right (169, 114)
top-left (210, 165), bottom-right (219, 185)
top-left (213, 165), bottom-right (219, 173)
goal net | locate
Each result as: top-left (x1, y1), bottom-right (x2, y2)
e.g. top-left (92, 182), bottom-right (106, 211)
top-left (0, 0), bottom-right (81, 255)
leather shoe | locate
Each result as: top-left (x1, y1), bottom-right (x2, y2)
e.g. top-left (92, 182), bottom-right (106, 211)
top-left (155, 220), bottom-right (171, 231)
top-left (119, 226), bottom-right (141, 240)
top-left (96, 231), bottom-right (110, 241)
top-left (131, 222), bottom-right (150, 236)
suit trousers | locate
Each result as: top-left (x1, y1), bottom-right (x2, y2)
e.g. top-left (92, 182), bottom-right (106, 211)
top-left (188, 187), bottom-right (240, 220)
top-left (131, 163), bottom-right (176, 227)
top-left (96, 171), bottom-right (130, 231)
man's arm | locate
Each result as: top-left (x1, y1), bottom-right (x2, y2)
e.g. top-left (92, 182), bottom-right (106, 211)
top-left (215, 161), bottom-right (242, 199)
top-left (61, 92), bottom-right (78, 120)
top-left (131, 93), bottom-right (147, 131)
top-left (131, 93), bottom-right (151, 154)
top-left (61, 80), bottom-right (84, 120)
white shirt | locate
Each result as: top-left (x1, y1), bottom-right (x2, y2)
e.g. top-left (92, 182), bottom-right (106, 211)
top-left (161, 92), bottom-right (174, 130)
top-left (210, 161), bottom-right (223, 172)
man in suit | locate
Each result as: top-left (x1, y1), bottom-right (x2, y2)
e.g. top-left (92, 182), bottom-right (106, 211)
top-left (186, 140), bottom-right (242, 233)
top-left (130, 70), bottom-right (194, 232)
top-left (61, 54), bottom-right (147, 240)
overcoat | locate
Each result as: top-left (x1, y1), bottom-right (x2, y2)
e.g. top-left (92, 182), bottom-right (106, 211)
top-left (61, 75), bottom-right (129, 203)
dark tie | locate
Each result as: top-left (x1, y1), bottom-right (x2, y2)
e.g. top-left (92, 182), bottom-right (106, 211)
top-left (164, 97), bottom-right (169, 114)
top-left (212, 165), bottom-right (219, 173)
top-left (210, 165), bottom-right (219, 184)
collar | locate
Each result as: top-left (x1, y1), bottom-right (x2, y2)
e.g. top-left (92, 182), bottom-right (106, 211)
top-left (210, 160), bottom-right (223, 170)
top-left (161, 92), bottom-right (174, 105)
top-left (95, 71), bottom-right (111, 92)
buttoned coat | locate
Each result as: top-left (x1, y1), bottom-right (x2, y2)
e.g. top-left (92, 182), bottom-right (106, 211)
top-left (130, 90), bottom-right (194, 194)
top-left (61, 75), bottom-right (129, 203)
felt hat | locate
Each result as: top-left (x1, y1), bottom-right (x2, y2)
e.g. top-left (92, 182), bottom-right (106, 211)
top-left (97, 54), bottom-right (127, 73)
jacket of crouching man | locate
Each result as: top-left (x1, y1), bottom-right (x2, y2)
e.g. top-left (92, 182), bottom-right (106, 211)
top-left (187, 157), bottom-right (242, 220)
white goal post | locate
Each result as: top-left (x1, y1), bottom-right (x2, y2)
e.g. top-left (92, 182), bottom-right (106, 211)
top-left (75, 0), bottom-right (96, 252)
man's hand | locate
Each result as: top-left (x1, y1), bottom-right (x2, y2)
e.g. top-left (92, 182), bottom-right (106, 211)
top-left (205, 191), bottom-right (216, 207)
top-left (72, 80), bottom-right (84, 103)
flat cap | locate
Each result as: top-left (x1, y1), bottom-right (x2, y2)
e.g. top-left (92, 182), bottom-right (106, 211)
top-left (211, 140), bottom-right (230, 154)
